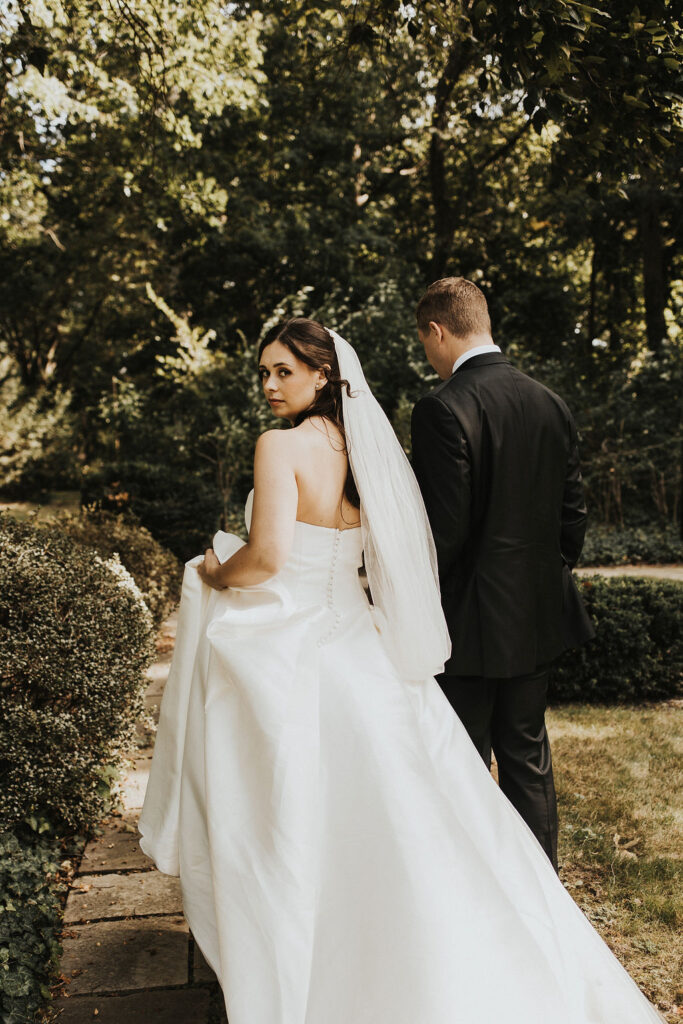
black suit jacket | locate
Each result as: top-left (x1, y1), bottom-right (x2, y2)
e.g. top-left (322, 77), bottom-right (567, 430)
top-left (411, 353), bottom-right (595, 678)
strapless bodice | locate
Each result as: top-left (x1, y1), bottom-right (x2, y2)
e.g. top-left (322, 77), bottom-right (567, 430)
top-left (243, 489), bottom-right (367, 615)
top-left (277, 519), bottom-right (366, 615)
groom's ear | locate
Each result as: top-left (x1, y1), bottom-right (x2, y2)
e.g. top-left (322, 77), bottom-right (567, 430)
top-left (428, 321), bottom-right (444, 343)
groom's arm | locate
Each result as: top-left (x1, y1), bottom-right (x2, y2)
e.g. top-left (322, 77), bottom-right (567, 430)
top-left (411, 395), bottom-right (471, 581)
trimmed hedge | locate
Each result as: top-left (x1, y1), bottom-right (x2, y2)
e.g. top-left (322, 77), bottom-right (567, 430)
top-left (579, 525), bottom-right (683, 567)
top-left (550, 576), bottom-right (682, 703)
top-left (0, 513), bottom-right (155, 833)
top-left (51, 506), bottom-right (181, 628)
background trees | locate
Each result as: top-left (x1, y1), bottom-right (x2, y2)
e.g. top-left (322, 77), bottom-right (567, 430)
top-left (1, 0), bottom-right (681, 555)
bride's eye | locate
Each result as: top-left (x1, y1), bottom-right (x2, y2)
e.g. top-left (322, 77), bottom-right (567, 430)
top-left (278, 369), bottom-right (291, 377)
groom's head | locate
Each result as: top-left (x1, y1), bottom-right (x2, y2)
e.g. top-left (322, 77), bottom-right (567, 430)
top-left (416, 277), bottom-right (493, 379)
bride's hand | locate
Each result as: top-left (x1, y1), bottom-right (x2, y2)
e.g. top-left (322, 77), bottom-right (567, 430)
top-left (197, 549), bottom-right (226, 590)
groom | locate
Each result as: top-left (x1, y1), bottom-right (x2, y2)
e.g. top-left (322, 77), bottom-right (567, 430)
top-left (411, 277), bottom-right (594, 870)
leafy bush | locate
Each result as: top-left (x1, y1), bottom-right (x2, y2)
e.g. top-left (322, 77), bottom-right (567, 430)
top-left (0, 513), bottom-right (155, 833)
top-left (0, 829), bottom-right (66, 1024)
top-left (51, 506), bottom-right (181, 627)
top-left (579, 525), bottom-right (683, 567)
top-left (0, 379), bottom-right (79, 500)
top-left (519, 343), bottom-right (682, 532)
top-left (550, 577), bottom-right (682, 703)
top-left (81, 459), bottom-right (223, 563)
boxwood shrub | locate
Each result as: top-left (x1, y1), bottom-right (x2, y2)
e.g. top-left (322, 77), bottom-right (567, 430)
top-left (51, 506), bottom-right (181, 628)
top-left (579, 525), bottom-right (683, 567)
top-left (0, 513), bottom-right (155, 833)
top-left (550, 576), bottom-right (682, 703)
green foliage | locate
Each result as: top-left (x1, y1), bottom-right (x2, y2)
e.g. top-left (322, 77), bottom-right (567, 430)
top-left (316, 278), bottom-right (432, 415)
top-left (0, 506), bottom-right (163, 1023)
top-left (0, 513), bottom-right (155, 832)
top-left (580, 526), bottom-right (683, 567)
top-left (516, 341), bottom-right (682, 529)
top-left (372, 0), bottom-right (682, 169)
top-left (0, 372), bottom-right (79, 498)
top-left (0, 829), bottom-right (66, 1024)
top-left (550, 578), bottom-right (682, 703)
top-left (81, 458), bottom-right (223, 564)
top-left (576, 344), bottom-right (682, 528)
top-left (0, 0), bottom-right (264, 390)
top-left (50, 506), bottom-right (182, 627)
top-left (0, 0), bottom-right (680, 545)
top-left (149, 287), bottom-right (271, 527)
top-left (78, 288), bottom-right (271, 560)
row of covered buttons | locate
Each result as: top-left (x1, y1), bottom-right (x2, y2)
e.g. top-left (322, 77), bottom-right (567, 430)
top-left (317, 531), bottom-right (343, 647)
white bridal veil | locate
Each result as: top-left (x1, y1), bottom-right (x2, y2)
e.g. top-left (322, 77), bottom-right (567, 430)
top-left (328, 329), bottom-right (451, 681)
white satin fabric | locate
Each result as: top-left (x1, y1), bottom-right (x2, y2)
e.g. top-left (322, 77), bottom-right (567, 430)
top-left (139, 493), bottom-right (661, 1024)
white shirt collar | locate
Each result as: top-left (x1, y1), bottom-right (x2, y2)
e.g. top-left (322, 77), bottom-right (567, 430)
top-left (452, 344), bottom-right (501, 375)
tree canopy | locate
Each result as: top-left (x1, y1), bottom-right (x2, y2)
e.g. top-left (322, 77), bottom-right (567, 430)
top-left (1, 0), bottom-right (681, 554)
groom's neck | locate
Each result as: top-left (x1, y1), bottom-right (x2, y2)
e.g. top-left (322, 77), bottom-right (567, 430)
top-left (441, 332), bottom-right (496, 376)
top-left (453, 332), bottom-right (495, 358)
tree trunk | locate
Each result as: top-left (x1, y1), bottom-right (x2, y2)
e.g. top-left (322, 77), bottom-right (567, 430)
top-left (587, 235), bottom-right (598, 353)
top-left (427, 37), bottom-right (473, 280)
top-left (638, 191), bottom-right (668, 352)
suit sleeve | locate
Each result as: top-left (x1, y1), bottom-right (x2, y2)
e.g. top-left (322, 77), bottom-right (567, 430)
top-left (560, 412), bottom-right (588, 569)
top-left (411, 395), bottom-right (471, 581)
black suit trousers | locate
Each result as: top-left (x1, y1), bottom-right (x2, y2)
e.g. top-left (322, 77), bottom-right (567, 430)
top-left (438, 664), bottom-right (559, 871)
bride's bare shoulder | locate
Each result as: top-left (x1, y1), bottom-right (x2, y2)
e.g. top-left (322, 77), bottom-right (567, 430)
top-left (256, 427), bottom-right (291, 446)
top-left (254, 428), bottom-right (297, 462)
top-left (291, 415), bottom-right (345, 451)
top-left (255, 419), bottom-right (344, 469)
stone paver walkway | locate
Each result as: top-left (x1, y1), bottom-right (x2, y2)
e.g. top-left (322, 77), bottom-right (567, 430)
top-left (49, 611), bottom-right (229, 1024)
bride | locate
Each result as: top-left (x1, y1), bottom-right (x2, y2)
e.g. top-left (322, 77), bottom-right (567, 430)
top-left (138, 318), bottom-right (663, 1024)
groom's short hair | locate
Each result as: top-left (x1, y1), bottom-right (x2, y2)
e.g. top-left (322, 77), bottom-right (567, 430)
top-left (416, 277), bottom-right (491, 339)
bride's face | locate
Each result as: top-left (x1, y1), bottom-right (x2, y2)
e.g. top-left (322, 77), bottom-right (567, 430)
top-left (259, 340), bottom-right (325, 423)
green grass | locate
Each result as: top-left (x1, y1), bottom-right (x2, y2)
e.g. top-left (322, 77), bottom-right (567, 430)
top-left (548, 703), bottom-right (682, 1022)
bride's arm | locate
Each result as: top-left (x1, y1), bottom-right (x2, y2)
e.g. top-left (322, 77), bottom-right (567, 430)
top-left (198, 431), bottom-right (298, 589)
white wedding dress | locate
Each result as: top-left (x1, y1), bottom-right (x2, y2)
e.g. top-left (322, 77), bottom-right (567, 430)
top-left (138, 491), bottom-right (662, 1024)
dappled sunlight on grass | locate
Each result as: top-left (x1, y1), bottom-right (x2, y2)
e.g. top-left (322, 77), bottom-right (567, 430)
top-left (548, 703), bottom-right (682, 1021)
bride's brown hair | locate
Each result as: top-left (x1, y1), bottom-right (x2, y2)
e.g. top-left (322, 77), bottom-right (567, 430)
top-left (258, 317), bottom-right (360, 509)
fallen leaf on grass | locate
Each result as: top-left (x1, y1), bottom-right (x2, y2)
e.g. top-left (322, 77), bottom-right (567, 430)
top-left (613, 834), bottom-right (641, 860)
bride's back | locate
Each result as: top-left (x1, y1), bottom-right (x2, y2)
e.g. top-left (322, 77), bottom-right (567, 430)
top-left (289, 416), bottom-right (360, 531)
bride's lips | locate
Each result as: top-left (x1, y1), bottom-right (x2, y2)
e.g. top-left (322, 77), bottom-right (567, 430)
top-left (268, 398), bottom-right (284, 406)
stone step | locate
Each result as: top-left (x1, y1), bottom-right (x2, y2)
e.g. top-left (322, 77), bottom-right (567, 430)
top-left (65, 870), bottom-right (182, 923)
top-left (49, 988), bottom-right (211, 1023)
top-left (120, 754), bottom-right (153, 811)
top-left (144, 655), bottom-right (172, 704)
top-left (79, 811), bottom-right (153, 874)
top-left (193, 942), bottom-right (218, 984)
top-left (60, 916), bottom-right (189, 995)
